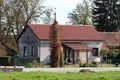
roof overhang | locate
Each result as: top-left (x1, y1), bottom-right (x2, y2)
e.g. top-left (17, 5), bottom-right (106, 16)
top-left (64, 44), bottom-right (92, 51)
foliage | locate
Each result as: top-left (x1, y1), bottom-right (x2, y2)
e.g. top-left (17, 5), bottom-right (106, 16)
top-left (60, 52), bottom-right (64, 67)
top-left (91, 61), bottom-right (99, 67)
top-left (15, 57), bottom-right (40, 66)
top-left (112, 53), bottom-right (120, 64)
top-left (1, 71), bottom-right (120, 80)
top-left (0, 56), bottom-right (10, 66)
top-left (26, 60), bottom-right (44, 68)
top-left (0, 0), bottom-right (54, 55)
top-left (103, 48), bottom-right (120, 64)
top-left (49, 21), bottom-right (61, 67)
top-left (100, 49), bottom-right (109, 63)
top-left (100, 49), bottom-right (108, 56)
top-left (107, 59), bottom-right (112, 64)
top-left (101, 46), bottom-right (120, 64)
top-left (75, 59), bottom-right (99, 67)
top-left (68, 0), bottom-right (92, 25)
top-left (108, 46), bottom-right (120, 50)
top-left (80, 61), bottom-right (98, 67)
top-left (0, 0), bottom-right (54, 39)
top-left (81, 63), bottom-right (90, 67)
top-left (76, 58), bottom-right (83, 67)
top-left (92, 0), bottom-right (120, 32)
top-left (42, 8), bottom-right (55, 24)
top-left (76, 58), bottom-right (81, 64)
top-left (0, 57), bottom-right (41, 66)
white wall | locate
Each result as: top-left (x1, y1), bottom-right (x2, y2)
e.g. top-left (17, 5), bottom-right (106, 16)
top-left (81, 41), bottom-right (102, 63)
top-left (39, 40), bottom-right (103, 64)
top-left (81, 41), bottom-right (103, 56)
top-left (79, 51), bottom-right (91, 63)
top-left (40, 41), bottom-right (50, 64)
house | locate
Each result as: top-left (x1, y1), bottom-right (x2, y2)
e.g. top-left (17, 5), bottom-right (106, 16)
top-left (18, 24), bottom-right (104, 64)
top-left (99, 32), bottom-right (120, 47)
top-left (99, 32), bottom-right (120, 63)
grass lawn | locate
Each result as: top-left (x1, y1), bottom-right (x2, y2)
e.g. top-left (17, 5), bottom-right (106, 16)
top-left (0, 71), bottom-right (120, 80)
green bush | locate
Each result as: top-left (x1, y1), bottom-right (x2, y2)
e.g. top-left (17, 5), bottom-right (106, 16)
top-left (76, 58), bottom-right (81, 64)
top-left (76, 58), bottom-right (84, 67)
top-left (0, 57), bottom-right (41, 67)
top-left (91, 61), bottom-right (98, 67)
top-left (81, 63), bottom-right (90, 67)
top-left (0, 56), bottom-right (17, 66)
top-left (26, 60), bottom-right (44, 68)
top-left (0, 56), bottom-right (9, 66)
top-left (60, 52), bottom-right (64, 67)
top-left (112, 53), bottom-right (120, 64)
top-left (16, 57), bottom-right (40, 66)
top-left (80, 61), bottom-right (98, 67)
top-left (107, 59), bottom-right (112, 64)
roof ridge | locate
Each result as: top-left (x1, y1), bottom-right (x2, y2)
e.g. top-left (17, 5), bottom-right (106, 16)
top-left (28, 23), bottom-right (94, 27)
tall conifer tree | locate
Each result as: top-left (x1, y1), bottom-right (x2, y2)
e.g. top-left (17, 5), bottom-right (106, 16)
top-left (92, 0), bottom-right (120, 32)
top-left (49, 20), bottom-right (61, 67)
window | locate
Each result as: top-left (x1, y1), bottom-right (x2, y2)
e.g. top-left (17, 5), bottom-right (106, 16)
top-left (23, 47), bottom-right (26, 57)
top-left (31, 46), bottom-right (34, 57)
top-left (92, 48), bottom-right (98, 56)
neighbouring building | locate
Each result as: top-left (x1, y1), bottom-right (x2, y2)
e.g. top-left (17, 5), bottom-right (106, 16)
top-left (99, 32), bottom-right (120, 47)
top-left (18, 24), bottom-right (104, 64)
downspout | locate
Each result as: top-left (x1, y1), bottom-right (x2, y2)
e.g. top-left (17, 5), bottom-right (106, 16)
top-left (38, 40), bottom-right (41, 63)
top-left (86, 50), bottom-right (88, 63)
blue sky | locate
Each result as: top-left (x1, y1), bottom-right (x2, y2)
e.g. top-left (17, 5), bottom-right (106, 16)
top-left (44, 0), bottom-right (83, 24)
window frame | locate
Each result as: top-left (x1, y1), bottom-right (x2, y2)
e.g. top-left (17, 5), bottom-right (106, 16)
top-left (92, 48), bottom-right (98, 56)
top-left (31, 46), bottom-right (34, 57)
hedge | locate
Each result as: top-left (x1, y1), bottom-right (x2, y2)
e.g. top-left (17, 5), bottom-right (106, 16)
top-left (0, 56), bottom-right (10, 66)
top-left (0, 57), bottom-right (40, 66)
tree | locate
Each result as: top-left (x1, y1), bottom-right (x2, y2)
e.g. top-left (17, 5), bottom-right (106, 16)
top-left (49, 20), bottom-right (61, 67)
top-left (92, 0), bottom-right (120, 32)
top-left (68, 0), bottom-right (92, 25)
top-left (2, 0), bottom-right (53, 41)
top-left (0, 0), bottom-right (16, 56)
top-left (42, 8), bottom-right (55, 24)
top-left (116, 0), bottom-right (120, 31)
top-left (0, 0), bottom-right (54, 55)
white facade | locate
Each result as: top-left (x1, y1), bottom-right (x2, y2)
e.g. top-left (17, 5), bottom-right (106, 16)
top-left (81, 41), bottom-right (102, 63)
top-left (38, 41), bottom-right (102, 64)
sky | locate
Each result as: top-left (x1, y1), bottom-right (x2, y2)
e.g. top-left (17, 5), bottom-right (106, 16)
top-left (44, 0), bottom-right (83, 24)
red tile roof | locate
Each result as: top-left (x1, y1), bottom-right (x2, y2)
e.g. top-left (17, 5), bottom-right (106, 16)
top-left (99, 32), bottom-right (120, 46)
top-left (27, 24), bottom-right (103, 41)
top-left (65, 44), bottom-right (92, 50)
